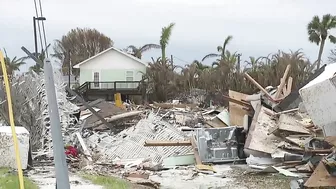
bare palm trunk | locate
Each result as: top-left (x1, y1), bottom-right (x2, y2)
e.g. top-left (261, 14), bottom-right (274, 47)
top-left (161, 47), bottom-right (166, 65)
top-left (317, 38), bottom-right (326, 70)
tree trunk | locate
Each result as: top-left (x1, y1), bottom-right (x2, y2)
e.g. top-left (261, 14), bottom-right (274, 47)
top-left (161, 46), bottom-right (166, 65)
top-left (317, 38), bottom-right (326, 70)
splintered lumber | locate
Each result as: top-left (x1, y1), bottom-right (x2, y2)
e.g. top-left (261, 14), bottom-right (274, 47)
top-left (274, 108), bottom-right (299, 116)
top-left (229, 90), bottom-right (250, 126)
top-left (286, 77), bottom-right (293, 95)
top-left (66, 86), bottom-right (111, 128)
top-left (190, 136), bottom-right (202, 165)
top-left (75, 132), bottom-right (92, 161)
top-left (222, 95), bottom-right (251, 107)
top-left (304, 161), bottom-right (336, 188)
top-left (90, 110), bottom-right (143, 128)
top-left (278, 114), bottom-right (310, 134)
top-left (144, 140), bottom-right (192, 146)
top-left (275, 64), bottom-right (291, 98)
top-left (153, 102), bottom-right (197, 109)
top-left (244, 73), bottom-right (274, 100)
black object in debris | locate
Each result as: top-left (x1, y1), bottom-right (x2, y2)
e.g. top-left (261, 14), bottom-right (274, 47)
top-left (274, 64), bottom-right (326, 112)
top-left (290, 179), bottom-right (305, 189)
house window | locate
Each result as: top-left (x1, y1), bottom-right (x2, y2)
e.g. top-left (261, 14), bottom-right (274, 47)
top-left (93, 72), bottom-right (99, 88)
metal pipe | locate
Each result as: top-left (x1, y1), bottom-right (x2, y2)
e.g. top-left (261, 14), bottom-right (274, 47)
top-left (44, 58), bottom-right (70, 189)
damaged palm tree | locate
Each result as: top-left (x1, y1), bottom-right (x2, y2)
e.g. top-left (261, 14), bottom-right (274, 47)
top-left (0, 62), bottom-right (79, 155)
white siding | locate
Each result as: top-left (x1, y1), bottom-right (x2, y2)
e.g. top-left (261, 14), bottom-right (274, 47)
top-left (79, 49), bottom-right (146, 70)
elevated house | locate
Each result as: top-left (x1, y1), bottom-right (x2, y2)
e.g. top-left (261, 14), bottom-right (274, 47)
top-left (73, 47), bottom-right (147, 101)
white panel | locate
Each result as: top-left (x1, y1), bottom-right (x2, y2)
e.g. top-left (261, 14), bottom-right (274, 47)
top-left (80, 49), bottom-right (146, 70)
top-left (299, 76), bottom-right (336, 136)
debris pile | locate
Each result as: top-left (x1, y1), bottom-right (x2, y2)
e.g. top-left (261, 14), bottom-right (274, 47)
top-left (6, 62), bottom-right (336, 188)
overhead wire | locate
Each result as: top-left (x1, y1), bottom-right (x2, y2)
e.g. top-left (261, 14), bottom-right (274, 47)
top-left (34, 0), bottom-right (44, 55)
top-left (38, 0), bottom-right (49, 57)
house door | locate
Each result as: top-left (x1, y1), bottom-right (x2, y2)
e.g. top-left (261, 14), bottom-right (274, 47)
top-left (92, 71), bottom-right (101, 89)
top-left (126, 71), bottom-right (134, 88)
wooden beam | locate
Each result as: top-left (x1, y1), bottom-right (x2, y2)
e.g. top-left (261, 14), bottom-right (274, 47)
top-left (286, 77), bottom-right (293, 96)
top-left (190, 136), bottom-right (202, 165)
top-left (244, 73), bottom-right (274, 100)
top-left (223, 95), bottom-right (251, 107)
top-left (244, 73), bottom-right (285, 102)
top-left (275, 64), bottom-right (291, 98)
top-left (144, 140), bottom-right (191, 146)
top-left (65, 86), bottom-right (111, 129)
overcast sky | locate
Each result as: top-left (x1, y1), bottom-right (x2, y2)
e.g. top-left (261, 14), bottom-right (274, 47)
top-left (1, 0), bottom-right (336, 71)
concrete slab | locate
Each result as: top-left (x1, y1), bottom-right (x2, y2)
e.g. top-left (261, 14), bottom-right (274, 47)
top-left (0, 126), bottom-right (29, 169)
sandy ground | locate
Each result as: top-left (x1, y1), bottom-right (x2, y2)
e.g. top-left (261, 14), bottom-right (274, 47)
top-left (28, 166), bottom-right (103, 189)
top-left (27, 164), bottom-right (292, 189)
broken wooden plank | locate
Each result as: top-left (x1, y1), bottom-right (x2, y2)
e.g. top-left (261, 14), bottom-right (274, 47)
top-left (75, 132), bottom-right (92, 161)
top-left (229, 90), bottom-right (250, 126)
top-left (190, 136), bottom-right (202, 165)
top-left (144, 140), bottom-right (191, 146)
top-left (286, 77), bottom-right (293, 96)
top-left (274, 108), bottom-right (299, 116)
top-left (222, 95), bottom-right (251, 107)
top-left (278, 114), bottom-right (310, 134)
top-left (80, 98), bottom-right (105, 111)
top-left (244, 104), bottom-right (286, 155)
top-left (66, 86), bottom-right (111, 128)
top-left (88, 110), bottom-right (143, 128)
top-left (275, 64), bottom-right (291, 98)
top-left (304, 161), bottom-right (336, 188)
top-left (244, 73), bottom-right (274, 100)
top-left (244, 73), bottom-right (285, 102)
top-left (153, 102), bottom-right (197, 109)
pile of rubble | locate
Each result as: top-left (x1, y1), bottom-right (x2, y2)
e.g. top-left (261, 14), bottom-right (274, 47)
top-left (4, 62), bottom-right (336, 188)
top-left (67, 63), bottom-right (336, 188)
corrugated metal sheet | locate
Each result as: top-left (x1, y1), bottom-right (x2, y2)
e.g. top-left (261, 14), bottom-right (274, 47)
top-left (86, 113), bottom-right (192, 163)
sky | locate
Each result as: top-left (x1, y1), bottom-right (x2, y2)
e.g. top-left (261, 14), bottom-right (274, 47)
top-left (1, 0), bottom-right (336, 72)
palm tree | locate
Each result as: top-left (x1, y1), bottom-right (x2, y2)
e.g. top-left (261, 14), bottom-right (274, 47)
top-left (127, 44), bottom-right (161, 59)
top-left (244, 56), bottom-right (262, 71)
top-left (160, 23), bottom-right (175, 64)
top-left (192, 60), bottom-right (210, 71)
top-left (202, 35), bottom-right (233, 61)
top-left (2, 48), bottom-right (26, 76)
top-left (307, 14), bottom-right (336, 69)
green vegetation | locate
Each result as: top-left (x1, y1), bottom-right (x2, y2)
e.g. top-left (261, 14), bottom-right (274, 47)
top-left (0, 168), bottom-right (38, 189)
top-left (82, 173), bottom-right (130, 189)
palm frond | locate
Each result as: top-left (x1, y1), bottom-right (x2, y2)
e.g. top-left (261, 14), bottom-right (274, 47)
top-left (329, 35), bottom-right (336, 44)
top-left (160, 23), bottom-right (175, 47)
top-left (202, 53), bottom-right (220, 61)
top-left (139, 44), bottom-right (161, 53)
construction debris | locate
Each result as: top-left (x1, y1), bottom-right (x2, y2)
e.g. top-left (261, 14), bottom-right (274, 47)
top-left (4, 63), bottom-right (336, 188)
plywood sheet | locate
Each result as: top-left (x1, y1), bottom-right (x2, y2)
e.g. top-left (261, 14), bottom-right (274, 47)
top-left (229, 90), bottom-right (249, 126)
top-left (245, 104), bottom-right (285, 155)
top-left (304, 161), bottom-right (336, 188)
top-left (278, 114), bottom-right (310, 134)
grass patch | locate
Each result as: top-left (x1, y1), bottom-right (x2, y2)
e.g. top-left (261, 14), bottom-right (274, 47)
top-left (0, 168), bottom-right (38, 189)
top-left (82, 173), bottom-right (130, 189)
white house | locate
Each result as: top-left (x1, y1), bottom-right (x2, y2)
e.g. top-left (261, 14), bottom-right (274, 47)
top-left (73, 47), bottom-right (147, 89)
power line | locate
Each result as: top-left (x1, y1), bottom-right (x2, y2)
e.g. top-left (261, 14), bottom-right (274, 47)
top-left (38, 0), bottom-right (48, 57)
top-left (172, 55), bottom-right (190, 64)
top-left (33, 0), bottom-right (44, 55)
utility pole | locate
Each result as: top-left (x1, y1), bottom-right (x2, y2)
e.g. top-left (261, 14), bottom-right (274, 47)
top-left (68, 51), bottom-right (71, 88)
top-left (44, 58), bottom-right (70, 189)
top-left (171, 55), bottom-right (174, 67)
top-left (237, 53), bottom-right (242, 73)
top-left (33, 16), bottom-right (46, 56)
top-left (33, 17), bottom-right (38, 56)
